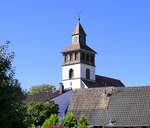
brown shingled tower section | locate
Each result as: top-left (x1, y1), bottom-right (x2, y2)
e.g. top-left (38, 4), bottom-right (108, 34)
top-left (72, 22), bottom-right (86, 36)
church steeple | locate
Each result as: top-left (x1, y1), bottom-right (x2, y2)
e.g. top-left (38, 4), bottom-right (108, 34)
top-left (62, 20), bottom-right (96, 89)
top-left (72, 20), bottom-right (86, 45)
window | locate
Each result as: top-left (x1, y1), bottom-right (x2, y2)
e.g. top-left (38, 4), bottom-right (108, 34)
top-left (70, 53), bottom-right (73, 61)
top-left (90, 55), bottom-right (94, 64)
top-left (64, 55), bottom-right (67, 62)
top-left (86, 54), bottom-right (89, 63)
top-left (86, 68), bottom-right (90, 79)
top-left (67, 54), bottom-right (70, 61)
top-left (69, 69), bottom-right (74, 79)
top-left (81, 52), bottom-right (85, 61)
top-left (75, 52), bottom-right (78, 60)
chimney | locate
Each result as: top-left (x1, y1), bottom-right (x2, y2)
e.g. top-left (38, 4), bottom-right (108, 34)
top-left (59, 83), bottom-right (64, 94)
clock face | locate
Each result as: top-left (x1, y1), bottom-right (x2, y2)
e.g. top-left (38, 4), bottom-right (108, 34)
top-left (74, 36), bottom-right (77, 42)
top-left (73, 35), bottom-right (78, 43)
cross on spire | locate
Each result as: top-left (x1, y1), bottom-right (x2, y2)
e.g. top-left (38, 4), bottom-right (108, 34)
top-left (77, 11), bottom-right (82, 22)
top-left (78, 16), bottom-right (80, 22)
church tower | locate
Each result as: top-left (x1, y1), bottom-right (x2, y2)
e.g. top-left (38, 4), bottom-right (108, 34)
top-left (62, 20), bottom-right (96, 90)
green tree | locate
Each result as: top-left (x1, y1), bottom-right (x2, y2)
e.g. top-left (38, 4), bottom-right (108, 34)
top-left (77, 116), bottom-right (88, 128)
top-left (28, 84), bottom-right (56, 95)
top-left (0, 42), bottom-right (27, 128)
top-left (42, 113), bottom-right (89, 128)
top-left (27, 100), bottom-right (59, 127)
top-left (42, 114), bottom-right (59, 128)
top-left (64, 113), bottom-right (77, 128)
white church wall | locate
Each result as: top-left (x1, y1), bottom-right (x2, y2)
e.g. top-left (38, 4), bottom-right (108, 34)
top-left (63, 79), bottom-right (81, 90)
top-left (52, 90), bottom-right (73, 116)
top-left (62, 64), bottom-right (81, 80)
top-left (62, 63), bottom-right (95, 89)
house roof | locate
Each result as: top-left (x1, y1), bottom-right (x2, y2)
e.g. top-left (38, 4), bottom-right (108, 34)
top-left (82, 75), bottom-right (125, 88)
top-left (25, 89), bottom-right (71, 102)
top-left (68, 87), bottom-right (150, 127)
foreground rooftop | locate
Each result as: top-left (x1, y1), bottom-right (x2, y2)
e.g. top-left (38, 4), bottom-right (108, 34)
top-left (69, 86), bottom-right (150, 127)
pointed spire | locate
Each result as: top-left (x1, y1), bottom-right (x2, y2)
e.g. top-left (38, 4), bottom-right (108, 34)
top-left (78, 15), bottom-right (80, 22)
top-left (72, 18), bottom-right (86, 36)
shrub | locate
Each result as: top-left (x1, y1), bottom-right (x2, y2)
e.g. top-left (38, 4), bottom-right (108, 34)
top-left (77, 116), bottom-right (88, 128)
top-left (64, 113), bottom-right (77, 128)
top-left (43, 113), bottom-right (88, 128)
top-left (42, 114), bottom-right (59, 128)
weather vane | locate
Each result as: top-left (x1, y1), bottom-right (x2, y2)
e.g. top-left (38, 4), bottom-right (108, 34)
top-left (77, 11), bottom-right (82, 22)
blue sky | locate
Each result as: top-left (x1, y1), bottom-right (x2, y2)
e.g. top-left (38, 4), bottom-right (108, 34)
top-left (0, 0), bottom-right (150, 90)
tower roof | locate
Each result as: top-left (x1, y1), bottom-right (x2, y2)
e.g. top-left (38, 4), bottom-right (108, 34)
top-left (62, 43), bottom-right (96, 53)
top-left (72, 21), bottom-right (86, 36)
top-left (62, 20), bottom-right (96, 54)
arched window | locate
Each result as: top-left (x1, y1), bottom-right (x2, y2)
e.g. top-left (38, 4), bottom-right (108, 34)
top-left (69, 69), bottom-right (74, 79)
top-left (86, 68), bottom-right (90, 79)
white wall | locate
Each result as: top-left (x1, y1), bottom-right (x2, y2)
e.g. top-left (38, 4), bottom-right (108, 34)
top-left (62, 63), bottom-right (95, 90)
top-left (62, 64), bottom-right (81, 80)
top-left (63, 79), bottom-right (81, 90)
top-left (52, 90), bottom-right (73, 116)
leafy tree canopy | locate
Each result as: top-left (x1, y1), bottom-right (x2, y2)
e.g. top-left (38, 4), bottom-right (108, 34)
top-left (0, 42), bottom-right (27, 128)
top-left (27, 83), bottom-right (56, 95)
top-left (27, 100), bottom-right (59, 127)
top-left (64, 113), bottom-right (77, 128)
top-left (42, 113), bottom-right (89, 128)
top-left (42, 114), bottom-right (59, 128)
top-left (77, 116), bottom-right (88, 128)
